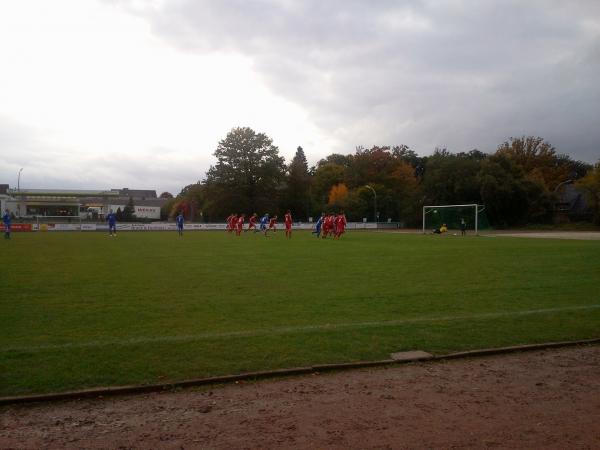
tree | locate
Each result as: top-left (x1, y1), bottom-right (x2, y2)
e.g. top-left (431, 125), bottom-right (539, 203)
top-left (421, 149), bottom-right (483, 206)
top-left (327, 146), bottom-right (422, 223)
top-left (311, 163), bottom-right (345, 214)
top-left (317, 153), bottom-right (351, 168)
top-left (204, 127), bottom-right (286, 218)
top-left (160, 197), bottom-right (178, 220)
top-left (328, 183), bottom-right (349, 208)
top-left (496, 136), bottom-right (574, 191)
top-left (478, 154), bottom-right (551, 227)
top-left (176, 183), bottom-right (207, 221)
top-left (576, 161), bottom-right (600, 224)
top-left (122, 197), bottom-right (135, 221)
top-left (286, 146), bottom-right (311, 220)
top-left (159, 192), bottom-right (174, 199)
top-left (391, 145), bottom-right (422, 167)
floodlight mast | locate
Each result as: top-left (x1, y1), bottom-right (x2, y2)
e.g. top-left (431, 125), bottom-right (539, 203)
top-left (422, 204), bottom-right (480, 235)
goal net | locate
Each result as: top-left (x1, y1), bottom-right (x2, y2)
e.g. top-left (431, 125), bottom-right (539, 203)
top-left (34, 215), bottom-right (83, 231)
top-left (422, 204), bottom-right (490, 234)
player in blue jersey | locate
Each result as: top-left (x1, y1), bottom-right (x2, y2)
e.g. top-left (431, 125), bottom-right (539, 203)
top-left (176, 211), bottom-right (184, 236)
top-left (2, 209), bottom-right (11, 240)
top-left (258, 213), bottom-right (269, 234)
top-left (106, 210), bottom-right (117, 236)
top-left (312, 213), bottom-right (324, 238)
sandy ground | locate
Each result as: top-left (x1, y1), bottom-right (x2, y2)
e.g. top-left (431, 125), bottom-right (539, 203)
top-left (489, 231), bottom-right (600, 240)
top-left (383, 230), bottom-right (600, 240)
top-left (1, 345), bottom-right (600, 449)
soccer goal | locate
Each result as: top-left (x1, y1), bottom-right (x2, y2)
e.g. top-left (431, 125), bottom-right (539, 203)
top-left (422, 204), bottom-right (487, 235)
top-left (34, 215), bottom-right (83, 231)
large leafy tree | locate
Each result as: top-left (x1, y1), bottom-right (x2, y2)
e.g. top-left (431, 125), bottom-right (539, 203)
top-left (204, 127), bottom-right (285, 218)
top-left (167, 183), bottom-right (207, 221)
top-left (286, 146), bottom-right (311, 220)
top-left (478, 154), bottom-right (552, 227)
top-left (334, 146), bottom-right (421, 223)
top-left (311, 162), bottom-right (345, 214)
top-left (422, 148), bottom-right (484, 206)
top-left (496, 136), bottom-right (584, 191)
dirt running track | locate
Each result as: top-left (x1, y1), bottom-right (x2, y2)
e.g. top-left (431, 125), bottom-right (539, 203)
top-left (1, 345), bottom-right (599, 449)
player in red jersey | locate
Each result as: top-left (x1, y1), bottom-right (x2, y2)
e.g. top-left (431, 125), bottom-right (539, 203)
top-left (284, 210), bottom-right (292, 239)
top-left (226, 213), bottom-right (234, 232)
top-left (236, 214), bottom-right (245, 236)
top-left (247, 213), bottom-right (257, 232)
top-left (321, 213), bottom-right (333, 238)
top-left (227, 213), bottom-right (238, 233)
top-left (334, 211), bottom-right (347, 239)
top-left (265, 215), bottom-right (278, 236)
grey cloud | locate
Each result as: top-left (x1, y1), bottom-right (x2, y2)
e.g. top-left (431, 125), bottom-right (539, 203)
top-left (0, 116), bottom-right (202, 195)
top-left (116, 0), bottom-right (600, 162)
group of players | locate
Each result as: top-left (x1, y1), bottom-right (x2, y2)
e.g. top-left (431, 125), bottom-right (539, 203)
top-left (225, 211), bottom-right (294, 238)
top-left (2, 207), bottom-right (348, 240)
top-left (225, 210), bottom-right (348, 240)
top-left (312, 212), bottom-right (347, 239)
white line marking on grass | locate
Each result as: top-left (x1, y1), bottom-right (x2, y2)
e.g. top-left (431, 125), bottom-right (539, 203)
top-left (3, 304), bottom-right (600, 353)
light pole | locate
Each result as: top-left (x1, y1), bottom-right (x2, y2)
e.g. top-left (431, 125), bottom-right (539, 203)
top-left (365, 185), bottom-right (377, 223)
top-left (17, 168), bottom-right (23, 218)
top-left (553, 179), bottom-right (573, 193)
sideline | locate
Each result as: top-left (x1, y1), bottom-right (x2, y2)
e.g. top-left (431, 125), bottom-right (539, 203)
top-left (3, 304), bottom-right (600, 353)
top-left (1, 338), bottom-right (599, 405)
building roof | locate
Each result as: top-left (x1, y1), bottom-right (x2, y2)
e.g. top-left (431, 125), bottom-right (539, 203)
top-left (7, 189), bottom-right (120, 197)
top-left (100, 198), bottom-right (169, 207)
top-left (111, 188), bottom-right (157, 199)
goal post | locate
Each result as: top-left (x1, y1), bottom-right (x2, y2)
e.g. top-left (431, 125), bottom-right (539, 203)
top-left (422, 204), bottom-right (486, 235)
top-left (34, 215), bottom-right (83, 231)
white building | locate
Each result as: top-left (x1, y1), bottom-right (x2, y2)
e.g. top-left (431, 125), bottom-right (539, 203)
top-left (2, 186), bottom-right (168, 220)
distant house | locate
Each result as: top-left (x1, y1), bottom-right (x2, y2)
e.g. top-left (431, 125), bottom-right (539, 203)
top-left (555, 183), bottom-right (588, 221)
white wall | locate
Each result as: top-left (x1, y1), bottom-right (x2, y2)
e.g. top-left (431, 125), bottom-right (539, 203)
top-left (109, 204), bottom-right (161, 219)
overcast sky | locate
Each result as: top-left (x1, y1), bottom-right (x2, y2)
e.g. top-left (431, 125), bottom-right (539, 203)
top-left (0, 0), bottom-right (598, 195)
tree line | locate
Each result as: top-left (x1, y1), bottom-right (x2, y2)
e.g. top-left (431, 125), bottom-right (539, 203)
top-left (162, 127), bottom-right (600, 227)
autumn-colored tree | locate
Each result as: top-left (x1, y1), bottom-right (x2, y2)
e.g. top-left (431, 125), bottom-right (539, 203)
top-left (170, 200), bottom-right (190, 219)
top-left (312, 163), bottom-right (345, 213)
top-left (496, 136), bottom-right (575, 191)
top-left (328, 183), bottom-right (349, 207)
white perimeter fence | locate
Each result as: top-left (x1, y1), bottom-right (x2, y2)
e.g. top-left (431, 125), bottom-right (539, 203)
top-left (20, 222), bottom-right (401, 232)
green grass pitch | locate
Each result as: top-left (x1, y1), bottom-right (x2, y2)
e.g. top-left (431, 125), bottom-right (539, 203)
top-left (1, 230), bottom-right (599, 396)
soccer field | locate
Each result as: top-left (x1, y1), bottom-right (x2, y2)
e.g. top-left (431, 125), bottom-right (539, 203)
top-left (1, 230), bottom-right (599, 396)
